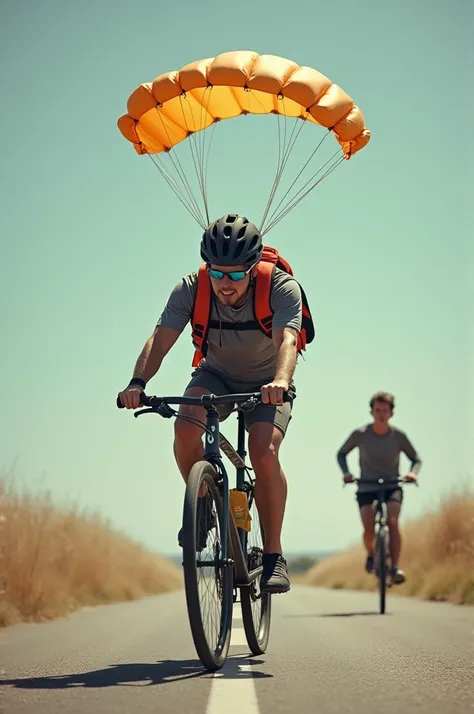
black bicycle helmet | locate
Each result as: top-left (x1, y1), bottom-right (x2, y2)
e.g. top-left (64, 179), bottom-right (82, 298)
top-left (200, 214), bottom-right (263, 267)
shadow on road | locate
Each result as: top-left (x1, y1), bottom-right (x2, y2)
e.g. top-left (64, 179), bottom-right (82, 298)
top-left (1, 655), bottom-right (272, 689)
top-left (283, 610), bottom-right (390, 618)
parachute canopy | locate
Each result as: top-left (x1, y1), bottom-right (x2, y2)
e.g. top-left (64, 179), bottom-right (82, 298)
top-left (117, 50), bottom-right (370, 160)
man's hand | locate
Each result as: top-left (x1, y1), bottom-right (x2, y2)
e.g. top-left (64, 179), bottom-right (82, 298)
top-left (343, 473), bottom-right (355, 484)
top-left (261, 379), bottom-right (289, 406)
top-left (403, 472), bottom-right (417, 483)
top-left (118, 386), bottom-right (144, 410)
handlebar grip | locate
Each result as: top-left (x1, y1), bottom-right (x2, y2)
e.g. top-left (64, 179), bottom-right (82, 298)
top-left (116, 392), bottom-right (148, 409)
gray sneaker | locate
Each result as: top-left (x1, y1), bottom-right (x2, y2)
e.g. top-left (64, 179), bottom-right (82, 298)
top-left (260, 553), bottom-right (290, 594)
top-left (391, 567), bottom-right (406, 584)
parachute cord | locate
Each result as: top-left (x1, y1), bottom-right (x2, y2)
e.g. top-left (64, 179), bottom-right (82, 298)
top-left (262, 153), bottom-right (344, 234)
top-left (259, 111), bottom-right (285, 232)
top-left (177, 105), bottom-right (208, 223)
top-left (154, 107), bottom-right (206, 226)
top-left (261, 129), bottom-right (332, 232)
top-left (259, 105), bottom-right (309, 232)
top-left (242, 89), bottom-right (289, 232)
top-left (179, 87), bottom-right (214, 225)
top-left (261, 154), bottom-right (345, 235)
top-left (148, 155), bottom-right (207, 228)
top-left (198, 87), bottom-right (215, 224)
top-left (201, 122), bottom-right (217, 224)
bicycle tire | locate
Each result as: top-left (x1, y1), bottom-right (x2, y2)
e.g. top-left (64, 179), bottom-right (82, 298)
top-left (377, 525), bottom-right (387, 614)
top-left (240, 493), bottom-right (271, 655)
top-left (240, 528), bottom-right (272, 654)
top-left (182, 461), bottom-right (234, 671)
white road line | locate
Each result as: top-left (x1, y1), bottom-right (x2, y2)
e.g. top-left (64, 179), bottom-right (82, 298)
top-left (230, 627), bottom-right (248, 646)
top-left (206, 657), bottom-right (259, 714)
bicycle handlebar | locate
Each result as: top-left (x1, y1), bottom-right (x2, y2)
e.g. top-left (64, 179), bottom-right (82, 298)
top-left (344, 476), bottom-right (419, 487)
top-left (116, 390), bottom-right (291, 410)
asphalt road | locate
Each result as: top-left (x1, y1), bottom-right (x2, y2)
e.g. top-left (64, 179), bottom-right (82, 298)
top-left (1, 585), bottom-right (473, 714)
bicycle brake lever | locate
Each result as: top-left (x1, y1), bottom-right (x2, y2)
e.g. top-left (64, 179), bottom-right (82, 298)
top-left (157, 403), bottom-right (175, 418)
top-left (239, 397), bottom-right (260, 412)
top-left (133, 403), bottom-right (176, 419)
top-left (134, 408), bottom-right (157, 418)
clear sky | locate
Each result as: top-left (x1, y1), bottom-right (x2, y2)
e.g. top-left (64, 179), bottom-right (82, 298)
top-left (1, 0), bottom-right (472, 557)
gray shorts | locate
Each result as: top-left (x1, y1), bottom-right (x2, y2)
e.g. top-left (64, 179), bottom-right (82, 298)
top-left (185, 366), bottom-right (294, 437)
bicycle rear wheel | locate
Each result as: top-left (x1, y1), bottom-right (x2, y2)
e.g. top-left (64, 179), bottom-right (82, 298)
top-left (182, 461), bottom-right (234, 671)
top-left (240, 488), bottom-right (272, 654)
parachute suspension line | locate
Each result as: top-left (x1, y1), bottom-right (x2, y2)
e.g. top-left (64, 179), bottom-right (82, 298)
top-left (262, 150), bottom-right (344, 234)
top-left (201, 121), bottom-right (217, 223)
top-left (261, 152), bottom-right (345, 235)
top-left (264, 156), bottom-right (344, 234)
top-left (261, 127), bottom-right (331, 232)
top-left (147, 154), bottom-right (207, 228)
top-left (177, 87), bottom-right (215, 226)
top-left (153, 106), bottom-right (206, 226)
top-left (197, 87), bottom-right (215, 224)
top-left (259, 108), bottom-right (286, 231)
top-left (177, 95), bottom-right (208, 224)
top-left (259, 107), bottom-right (309, 232)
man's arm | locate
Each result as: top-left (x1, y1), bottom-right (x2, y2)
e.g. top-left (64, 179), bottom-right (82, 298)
top-left (273, 326), bottom-right (298, 385)
top-left (260, 327), bottom-right (298, 405)
top-left (131, 325), bottom-right (181, 384)
top-left (336, 431), bottom-right (359, 477)
top-left (399, 432), bottom-right (422, 476)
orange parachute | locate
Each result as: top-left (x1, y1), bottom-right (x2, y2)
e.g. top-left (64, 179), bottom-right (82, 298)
top-left (117, 51), bottom-right (370, 232)
top-left (118, 50), bottom-right (370, 159)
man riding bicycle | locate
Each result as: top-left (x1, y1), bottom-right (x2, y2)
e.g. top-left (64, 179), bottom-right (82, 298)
top-left (118, 214), bottom-right (309, 594)
top-left (336, 391), bottom-right (422, 584)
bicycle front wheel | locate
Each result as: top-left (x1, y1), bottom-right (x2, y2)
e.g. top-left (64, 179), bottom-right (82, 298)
top-left (182, 460), bottom-right (234, 671)
top-left (376, 525), bottom-right (387, 614)
top-left (240, 489), bottom-right (272, 654)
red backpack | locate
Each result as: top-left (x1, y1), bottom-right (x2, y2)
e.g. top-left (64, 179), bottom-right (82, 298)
top-left (190, 246), bottom-right (315, 367)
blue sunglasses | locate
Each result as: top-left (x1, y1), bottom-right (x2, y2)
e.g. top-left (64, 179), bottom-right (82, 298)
top-left (207, 265), bottom-right (253, 281)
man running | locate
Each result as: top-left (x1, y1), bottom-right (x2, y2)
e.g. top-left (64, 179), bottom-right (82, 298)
top-left (336, 391), bottom-right (422, 584)
top-left (118, 214), bottom-right (311, 594)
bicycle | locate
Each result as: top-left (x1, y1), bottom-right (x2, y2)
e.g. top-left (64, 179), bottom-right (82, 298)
top-left (345, 476), bottom-right (418, 614)
top-left (117, 389), bottom-right (284, 671)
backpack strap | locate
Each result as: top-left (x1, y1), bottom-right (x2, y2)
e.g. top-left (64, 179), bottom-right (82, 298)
top-left (191, 264), bottom-right (212, 367)
top-left (253, 261), bottom-right (274, 337)
top-left (253, 261), bottom-right (312, 355)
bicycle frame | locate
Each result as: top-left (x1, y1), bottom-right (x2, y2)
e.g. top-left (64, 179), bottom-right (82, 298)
top-left (121, 391), bottom-right (270, 590)
top-left (196, 400), bottom-right (258, 590)
top-left (374, 482), bottom-right (389, 533)
top-left (373, 481), bottom-right (391, 578)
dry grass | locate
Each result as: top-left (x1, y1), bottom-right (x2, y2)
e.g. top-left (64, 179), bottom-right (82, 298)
top-left (0, 476), bottom-right (183, 627)
top-left (303, 487), bottom-right (474, 605)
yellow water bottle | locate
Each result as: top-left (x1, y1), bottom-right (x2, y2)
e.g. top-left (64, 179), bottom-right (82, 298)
top-left (229, 489), bottom-right (252, 532)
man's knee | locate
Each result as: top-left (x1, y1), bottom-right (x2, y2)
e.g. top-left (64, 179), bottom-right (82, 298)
top-left (388, 514), bottom-right (400, 529)
top-left (174, 387), bottom-right (208, 447)
top-left (248, 424), bottom-right (283, 472)
top-left (174, 415), bottom-right (203, 447)
top-left (387, 502), bottom-right (401, 529)
top-left (360, 507), bottom-right (375, 535)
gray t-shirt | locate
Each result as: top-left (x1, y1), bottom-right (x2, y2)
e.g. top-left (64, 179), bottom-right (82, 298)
top-left (156, 267), bottom-right (303, 383)
top-left (336, 424), bottom-right (422, 492)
